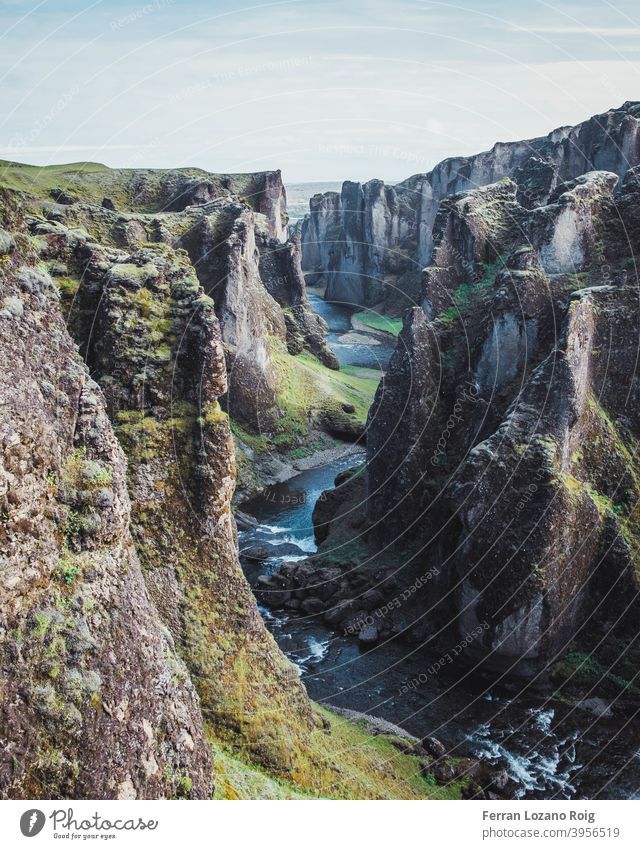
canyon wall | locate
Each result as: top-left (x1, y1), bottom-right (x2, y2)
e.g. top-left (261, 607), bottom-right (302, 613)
top-left (0, 192), bottom-right (215, 799)
top-left (301, 102), bottom-right (640, 309)
top-left (364, 167), bottom-right (640, 676)
top-left (0, 163), bottom-right (451, 800)
top-left (275, 106), bottom-right (640, 687)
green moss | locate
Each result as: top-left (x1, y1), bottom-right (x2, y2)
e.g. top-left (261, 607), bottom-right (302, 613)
top-left (27, 746), bottom-right (80, 798)
top-left (565, 271), bottom-right (591, 290)
top-left (205, 704), bottom-right (465, 800)
top-left (53, 274), bottom-right (81, 301)
top-left (57, 549), bottom-right (80, 584)
top-left (278, 347), bottom-right (380, 425)
top-left (163, 767), bottom-right (195, 799)
top-left (440, 259), bottom-right (503, 323)
top-left (200, 401), bottom-right (228, 426)
top-left (552, 645), bottom-right (640, 697)
top-left (115, 405), bottom-right (198, 461)
top-left (229, 418), bottom-right (269, 453)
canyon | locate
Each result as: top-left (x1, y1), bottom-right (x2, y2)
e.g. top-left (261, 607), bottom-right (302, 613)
top-left (270, 101), bottom-right (640, 710)
top-left (0, 160), bottom-right (467, 799)
top-left (1, 99), bottom-right (640, 800)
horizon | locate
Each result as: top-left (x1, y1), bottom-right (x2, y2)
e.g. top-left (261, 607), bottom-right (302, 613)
top-left (1, 0), bottom-right (639, 182)
top-left (2, 95), bottom-right (637, 189)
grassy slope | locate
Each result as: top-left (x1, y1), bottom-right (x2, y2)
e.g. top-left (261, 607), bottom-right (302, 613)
top-left (232, 340), bottom-right (381, 459)
top-left (209, 706), bottom-right (465, 800)
top-left (352, 309), bottom-right (403, 337)
top-left (0, 159), bottom-right (260, 213)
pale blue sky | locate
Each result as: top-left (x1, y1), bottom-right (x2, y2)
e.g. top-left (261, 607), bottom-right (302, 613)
top-left (1, 0), bottom-right (639, 181)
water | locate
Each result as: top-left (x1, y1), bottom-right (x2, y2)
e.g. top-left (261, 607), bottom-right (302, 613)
top-left (238, 282), bottom-right (640, 799)
top-left (307, 293), bottom-right (396, 370)
top-left (240, 449), bottom-right (366, 586)
top-left (240, 458), bottom-right (640, 799)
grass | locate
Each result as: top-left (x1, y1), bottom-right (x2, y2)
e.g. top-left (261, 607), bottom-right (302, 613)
top-left (0, 158), bottom-right (280, 214)
top-left (292, 352), bottom-right (381, 420)
top-left (352, 309), bottom-right (403, 337)
top-left (207, 705), bottom-right (466, 800)
top-left (236, 339), bottom-right (381, 452)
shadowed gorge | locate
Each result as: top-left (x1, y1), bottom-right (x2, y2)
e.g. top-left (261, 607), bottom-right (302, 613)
top-left (0, 164), bottom-right (470, 800)
top-left (2, 99), bottom-right (640, 802)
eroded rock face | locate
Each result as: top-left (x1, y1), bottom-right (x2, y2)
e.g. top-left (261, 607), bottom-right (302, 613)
top-left (301, 179), bottom-right (419, 308)
top-left (255, 169), bottom-right (289, 242)
top-left (0, 168), bottom-right (324, 796)
top-left (302, 102), bottom-right (640, 309)
top-left (416, 101), bottom-right (640, 265)
top-left (0, 197), bottom-right (213, 799)
top-left (258, 230), bottom-right (338, 369)
top-left (532, 171), bottom-right (619, 274)
top-left (28, 206), bottom-right (316, 764)
top-left (174, 201), bottom-right (337, 427)
top-left (32, 169), bottom-right (333, 433)
top-left (185, 204), bottom-right (286, 429)
top-left (308, 161), bottom-right (640, 679)
top-left (450, 284), bottom-right (640, 675)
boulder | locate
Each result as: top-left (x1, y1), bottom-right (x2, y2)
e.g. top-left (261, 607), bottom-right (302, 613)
top-left (300, 597), bottom-right (325, 616)
top-left (358, 622), bottom-right (379, 644)
top-left (421, 736), bottom-right (448, 760)
top-left (0, 227), bottom-right (15, 256)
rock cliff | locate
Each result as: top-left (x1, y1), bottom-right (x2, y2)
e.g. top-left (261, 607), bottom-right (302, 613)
top-left (301, 102), bottom-right (640, 311)
top-left (274, 141), bottom-right (640, 690)
top-left (0, 192), bottom-right (214, 799)
top-left (0, 164), bottom-right (455, 800)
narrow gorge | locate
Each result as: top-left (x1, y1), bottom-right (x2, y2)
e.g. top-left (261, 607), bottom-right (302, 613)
top-left (1, 100), bottom-right (640, 800)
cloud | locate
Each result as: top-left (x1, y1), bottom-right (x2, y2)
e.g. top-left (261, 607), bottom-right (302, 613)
top-left (0, 0), bottom-right (639, 181)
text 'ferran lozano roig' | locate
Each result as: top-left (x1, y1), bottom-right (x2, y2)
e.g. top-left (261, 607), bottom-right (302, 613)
top-left (483, 810), bottom-right (596, 824)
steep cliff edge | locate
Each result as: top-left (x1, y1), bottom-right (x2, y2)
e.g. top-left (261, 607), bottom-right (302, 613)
top-left (301, 102), bottom-right (640, 311)
top-left (0, 168), bottom-right (458, 800)
top-left (270, 163), bottom-right (640, 692)
top-left (0, 193), bottom-right (213, 799)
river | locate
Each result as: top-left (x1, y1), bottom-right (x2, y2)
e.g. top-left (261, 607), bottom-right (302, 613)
top-left (238, 294), bottom-right (640, 800)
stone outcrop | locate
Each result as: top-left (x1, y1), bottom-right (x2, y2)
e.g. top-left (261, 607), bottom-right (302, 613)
top-left (0, 193), bottom-right (213, 799)
top-left (301, 178), bottom-right (420, 308)
top-left (449, 283), bottom-right (640, 676)
top-left (279, 156), bottom-right (640, 684)
top-left (301, 102), bottom-right (640, 310)
top-left (175, 200), bottom-right (337, 428)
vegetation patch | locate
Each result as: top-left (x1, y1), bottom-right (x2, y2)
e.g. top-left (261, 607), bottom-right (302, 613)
top-left (352, 309), bottom-right (403, 337)
top-left (207, 705), bottom-right (466, 799)
top-left (552, 642), bottom-right (640, 698)
top-left (439, 259), bottom-right (504, 323)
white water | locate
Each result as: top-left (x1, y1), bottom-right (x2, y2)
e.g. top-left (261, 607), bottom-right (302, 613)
top-left (466, 708), bottom-right (581, 797)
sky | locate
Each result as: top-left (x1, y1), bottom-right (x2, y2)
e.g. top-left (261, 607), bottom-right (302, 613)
top-left (0, 0), bottom-right (639, 183)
